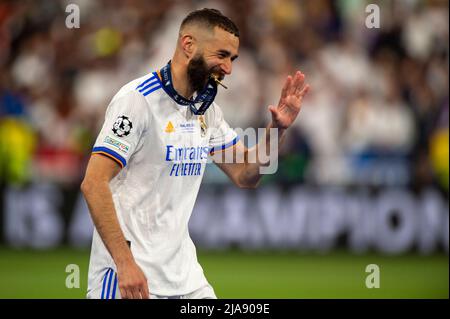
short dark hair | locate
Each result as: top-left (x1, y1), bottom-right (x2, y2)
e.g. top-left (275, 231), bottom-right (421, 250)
top-left (180, 8), bottom-right (239, 37)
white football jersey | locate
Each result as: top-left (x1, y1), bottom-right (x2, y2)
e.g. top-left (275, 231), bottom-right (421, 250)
top-left (86, 70), bottom-right (239, 297)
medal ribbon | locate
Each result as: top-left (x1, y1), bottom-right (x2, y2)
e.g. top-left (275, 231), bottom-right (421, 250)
top-left (158, 61), bottom-right (217, 115)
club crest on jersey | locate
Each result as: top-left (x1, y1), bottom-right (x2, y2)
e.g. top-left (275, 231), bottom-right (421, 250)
top-left (112, 115), bottom-right (132, 137)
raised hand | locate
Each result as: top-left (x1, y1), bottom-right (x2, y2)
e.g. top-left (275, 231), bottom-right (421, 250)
top-left (268, 71), bottom-right (310, 130)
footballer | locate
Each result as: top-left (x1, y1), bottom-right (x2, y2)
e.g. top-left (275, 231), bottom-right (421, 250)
top-left (81, 8), bottom-right (309, 299)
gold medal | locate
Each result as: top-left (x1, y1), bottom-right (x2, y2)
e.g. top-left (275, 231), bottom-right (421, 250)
top-left (199, 115), bottom-right (207, 137)
top-left (210, 74), bottom-right (228, 89)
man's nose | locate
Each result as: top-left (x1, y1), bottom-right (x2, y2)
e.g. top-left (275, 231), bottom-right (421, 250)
top-left (220, 59), bottom-right (232, 75)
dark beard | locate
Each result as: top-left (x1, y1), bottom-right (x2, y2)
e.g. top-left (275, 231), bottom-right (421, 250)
top-left (187, 54), bottom-right (215, 94)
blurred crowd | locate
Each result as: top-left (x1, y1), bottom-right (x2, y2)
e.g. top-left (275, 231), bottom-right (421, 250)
top-left (0, 0), bottom-right (448, 193)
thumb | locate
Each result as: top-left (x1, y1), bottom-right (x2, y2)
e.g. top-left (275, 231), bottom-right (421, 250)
top-left (268, 105), bottom-right (279, 120)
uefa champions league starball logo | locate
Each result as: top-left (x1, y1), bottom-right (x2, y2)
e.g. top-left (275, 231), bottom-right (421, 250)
top-left (112, 115), bottom-right (133, 137)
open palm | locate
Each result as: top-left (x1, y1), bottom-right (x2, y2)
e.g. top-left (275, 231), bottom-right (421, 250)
top-left (269, 71), bottom-right (310, 130)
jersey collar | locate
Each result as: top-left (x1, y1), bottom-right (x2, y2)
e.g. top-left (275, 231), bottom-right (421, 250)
top-left (157, 61), bottom-right (217, 115)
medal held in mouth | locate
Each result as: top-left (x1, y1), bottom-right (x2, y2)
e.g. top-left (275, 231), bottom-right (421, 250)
top-left (210, 74), bottom-right (228, 89)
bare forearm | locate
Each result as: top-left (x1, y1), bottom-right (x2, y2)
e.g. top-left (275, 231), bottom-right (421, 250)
top-left (238, 122), bottom-right (287, 187)
top-left (217, 71), bottom-right (309, 189)
top-left (82, 181), bottom-right (134, 267)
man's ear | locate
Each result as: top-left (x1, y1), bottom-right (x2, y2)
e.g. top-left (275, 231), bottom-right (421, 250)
top-left (180, 34), bottom-right (196, 58)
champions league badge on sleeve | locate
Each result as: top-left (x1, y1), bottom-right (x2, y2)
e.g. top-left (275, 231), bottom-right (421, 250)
top-left (112, 115), bottom-right (133, 137)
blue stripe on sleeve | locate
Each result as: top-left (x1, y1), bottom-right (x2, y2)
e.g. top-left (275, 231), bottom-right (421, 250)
top-left (210, 136), bottom-right (240, 154)
top-left (92, 146), bottom-right (127, 168)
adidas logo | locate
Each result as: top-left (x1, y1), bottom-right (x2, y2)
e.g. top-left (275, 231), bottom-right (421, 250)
top-left (165, 121), bottom-right (175, 133)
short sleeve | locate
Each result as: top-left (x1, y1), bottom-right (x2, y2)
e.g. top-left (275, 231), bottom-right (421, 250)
top-left (208, 103), bottom-right (239, 155)
top-left (92, 91), bottom-right (149, 168)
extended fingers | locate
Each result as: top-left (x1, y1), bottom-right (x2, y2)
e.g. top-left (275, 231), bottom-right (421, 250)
top-left (141, 282), bottom-right (150, 299)
top-left (130, 288), bottom-right (142, 299)
top-left (119, 283), bottom-right (136, 299)
top-left (119, 281), bottom-right (149, 299)
top-left (119, 286), bottom-right (130, 299)
top-left (282, 72), bottom-right (305, 98)
top-left (293, 71), bottom-right (305, 96)
top-left (280, 75), bottom-right (292, 100)
top-left (299, 84), bottom-right (310, 99)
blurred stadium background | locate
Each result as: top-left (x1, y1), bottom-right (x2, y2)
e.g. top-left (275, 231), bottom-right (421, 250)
top-left (0, 0), bottom-right (448, 298)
